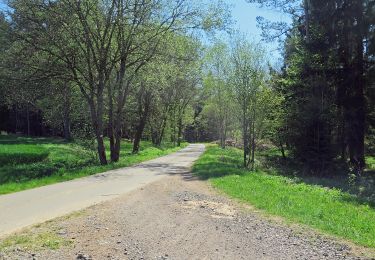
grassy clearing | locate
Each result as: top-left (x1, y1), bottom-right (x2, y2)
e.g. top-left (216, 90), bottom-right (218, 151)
top-left (192, 145), bottom-right (375, 248)
top-left (0, 135), bottom-right (187, 194)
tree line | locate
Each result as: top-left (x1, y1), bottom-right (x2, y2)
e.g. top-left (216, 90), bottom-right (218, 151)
top-left (1, 0), bottom-right (373, 175)
top-left (193, 0), bottom-right (374, 175)
top-left (0, 0), bottom-right (229, 164)
top-left (266, 0), bottom-right (375, 174)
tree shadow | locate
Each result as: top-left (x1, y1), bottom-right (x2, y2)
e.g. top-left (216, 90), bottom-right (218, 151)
top-left (192, 147), bottom-right (246, 180)
top-left (261, 152), bottom-right (375, 208)
top-left (0, 135), bottom-right (67, 145)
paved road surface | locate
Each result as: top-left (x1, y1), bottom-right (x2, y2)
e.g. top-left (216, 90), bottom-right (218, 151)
top-left (0, 144), bottom-right (205, 236)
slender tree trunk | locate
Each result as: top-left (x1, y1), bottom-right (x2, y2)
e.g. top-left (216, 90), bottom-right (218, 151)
top-left (251, 119), bottom-right (255, 170)
top-left (242, 115), bottom-right (248, 168)
top-left (62, 84), bottom-right (71, 141)
top-left (107, 86), bottom-right (117, 162)
top-left (111, 95), bottom-right (128, 163)
top-left (220, 120), bottom-right (225, 149)
top-left (88, 95), bottom-right (107, 165)
top-left (62, 111), bottom-right (71, 140)
top-left (26, 103), bottom-right (30, 136)
top-left (177, 117), bottom-right (183, 147)
top-left (151, 127), bottom-right (158, 146)
top-left (158, 118), bottom-right (167, 146)
top-left (279, 141), bottom-right (286, 160)
top-left (110, 110), bottom-right (123, 162)
top-left (132, 119), bottom-right (146, 154)
top-left (97, 86), bottom-right (108, 165)
top-left (339, 108), bottom-right (347, 160)
top-left (133, 91), bottom-right (151, 154)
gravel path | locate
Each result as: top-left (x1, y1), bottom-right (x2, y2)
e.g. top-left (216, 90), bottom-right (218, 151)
top-left (1, 169), bottom-right (373, 260)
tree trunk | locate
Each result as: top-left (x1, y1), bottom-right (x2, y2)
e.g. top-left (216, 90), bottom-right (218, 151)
top-left (158, 121), bottom-right (166, 146)
top-left (279, 141), bottom-right (286, 160)
top-left (113, 130), bottom-right (121, 162)
top-left (133, 91), bottom-right (151, 154)
top-left (62, 84), bottom-right (71, 141)
top-left (220, 122), bottom-right (225, 149)
top-left (177, 117), bottom-right (183, 147)
top-left (88, 95), bottom-right (107, 165)
top-left (26, 103), bottom-right (31, 136)
top-left (251, 119), bottom-right (256, 170)
top-left (107, 86), bottom-right (117, 162)
top-left (343, 0), bottom-right (365, 173)
top-left (132, 113), bottom-right (148, 154)
top-left (63, 111), bottom-right (71, 140)
top-left (243, 119), bottom-right (248, 168)
top-left (110, 112), bottom-right (123, 162)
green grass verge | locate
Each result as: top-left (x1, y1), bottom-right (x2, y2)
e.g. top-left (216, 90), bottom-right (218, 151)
top-left (0, 145), bottom-right (49, 166)
top-left (0, 135), bottom-right (187, 195)
top-left (192, 145), bottom-right (375, 248)
top-left (0, 231), bottom-right (72, 252)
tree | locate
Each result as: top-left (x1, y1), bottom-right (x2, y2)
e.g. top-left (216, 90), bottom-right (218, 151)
top-left (249, 0), bottom-right (373, 174)
top-left (203, 41), bottom-right (235, 148)
top-left (8, 0), bottom-right (229, 164)
top-left (230, 36), bottom-right (266, 169)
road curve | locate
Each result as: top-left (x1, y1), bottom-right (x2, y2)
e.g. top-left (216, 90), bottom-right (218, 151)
top-left (0, 144), bottom-right (205, 236)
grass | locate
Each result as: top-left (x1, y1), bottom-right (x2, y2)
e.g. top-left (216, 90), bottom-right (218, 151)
top-left (0, 145), bottom-right (49, 166)
top-left (0, 135), bottom-right (187, 194)
top-left (192, 145), bottom-right (375, 248)
top-left (0, 230), bottom-right (72, 252)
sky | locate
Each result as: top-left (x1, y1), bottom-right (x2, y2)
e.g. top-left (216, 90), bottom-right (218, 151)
top-left (0, 0), bottom-right (292, 63)
top-left (226, 0), bottom-right (292, 63)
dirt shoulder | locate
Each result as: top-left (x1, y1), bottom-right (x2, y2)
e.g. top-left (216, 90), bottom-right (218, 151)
top-left (1, 172), bottom-right (374, 260)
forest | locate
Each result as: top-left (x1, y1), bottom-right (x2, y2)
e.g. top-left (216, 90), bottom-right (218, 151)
top-left (0, 0), bottom-right (374, 177)
top-left (0, 0), bottom-right (375, 255)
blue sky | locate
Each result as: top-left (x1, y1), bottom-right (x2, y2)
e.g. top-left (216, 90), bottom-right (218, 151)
top-left (227, 0), bottom-right (292, 63)
top-left (0, 0), bottom-right (291, 62)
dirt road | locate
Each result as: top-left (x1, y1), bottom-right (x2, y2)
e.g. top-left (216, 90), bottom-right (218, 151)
top-left (1, 162), bottom-right (372, 259)
top-left (0, 144), bottom-right (205, 236)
